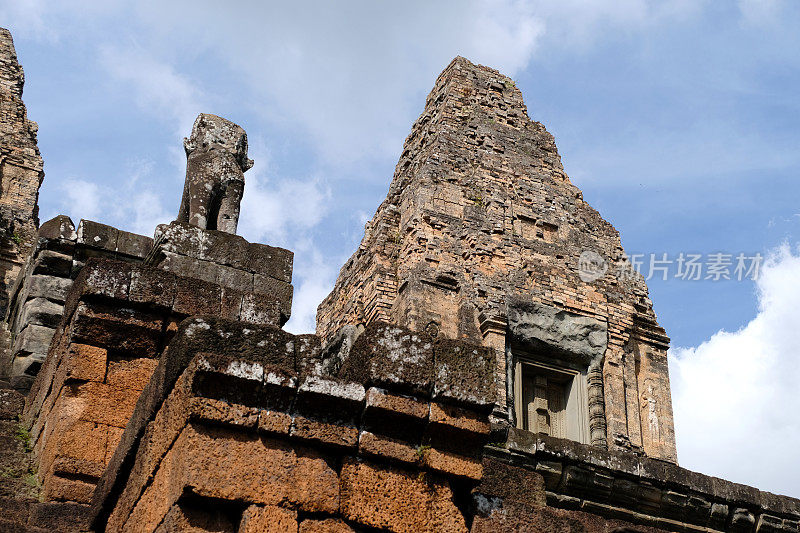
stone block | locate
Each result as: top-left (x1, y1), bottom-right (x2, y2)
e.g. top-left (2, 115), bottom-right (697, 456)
top-left (731, 508), bottom-right (757, 533)
top-left (339, 458), bottom-right (466, 532)
top-left (27, 502), bottom-right (90, 532)
top-left (115, 230), bottom-right (153, 259)
top-left (32, 250), bottom-right (73, 277)
top-left (757, 514), bottom-right (785, 533)
top-left (129, 267), bottom-right (176, 309)
top-left (637, 481), bottom-right (663, 515)
top-left (254, 278), bottom-right (293, 325)
top-left (51, 455), bottom-right (106, 480)
top-left (709, 502), bottom-right (730, 530)
top-left (63, 343), bottom-right (107, 383)
top-left (474, 457), bottom-right (547, 509)
top-left (295, 333), bottom-right (323, 378)
top-left (362, 387), bottom-right (428, 441)
top-left (219, 286), bottom-right (243, 321)
top-left (609, 477), bottom-right (640, 508)
top-left (13, 323), bottom-right (55, 358)
top-left (173, 276), bottom-right (221, 317)
top-left (77, 220), bottom-right (119, 252)
top-left (239, 505), bottom-right (297, 533)
top-left (26, 275), bottom-right (73, 303)
top-left (261, 367), bottom-right (299, 413)
top-left (192, 353), bottom-right (266, 408)
top-left (73, 259), bottom-right (133, 302)
top-left (69, 301), bottom-right (162, 356)
top-left (433, 338), bottom-right (496, 410)
top-left (240, 292), bottom-right (283, 326)
top-left (535, 460), bottom-right (563, 490)
top-left (506, 298), bottom-right (608, 365)
top-left (159, 252), bottom-right (219, 284)
top-left (215, 264), bottom-right (253, 293)
top-left (42, 474), bottom-right (95, 504)
top-left (422, 448), bottom-right (482, 480)
top-left (294, 375), bottom-right (365, 425)
top-left (246, 242), bottom-right (293, 283)
top-left (38, 215), bottom-right (77, 241)
top-left (358, 431), bottom-right (420, 465)
top-left (140, 425), bottom-right (340, 518)
top-left (189, 397), bottom-right (260, 429)
top-left (253, 273), bottom-right (294, 310)
top-left (196, 226), bottom-right (249, 267)
top-left (258, 411), bottom-right (293, 436)
top-left (341, 322), bottom-right (434, 396)
top-left (299, 518), bottom-right (357, 533)
top-left (18, 297), bottom-right (63, 328)
top-left (291, 416), bottom-right (359, 450)
top-left (426, 402), bottom-right (489, 453)
top-left (105, 357), bottom-right (158, 391)
top-left (72, 381), bottom-right (142, 428)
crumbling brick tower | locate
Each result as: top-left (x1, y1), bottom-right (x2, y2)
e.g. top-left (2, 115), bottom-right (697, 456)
top-left (0, 29), bottom-right (44, 317)
top-left (317, 57), bottom-right (676, 462)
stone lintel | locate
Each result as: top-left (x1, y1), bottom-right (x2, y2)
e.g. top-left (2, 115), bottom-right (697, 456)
top-left (506, 297), bottom-right (608, 367)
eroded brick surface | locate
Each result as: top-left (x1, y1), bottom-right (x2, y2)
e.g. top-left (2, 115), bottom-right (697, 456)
top-left (239, 505), bottom-right (297, 533)
top-left (315, 56), bottom-right (676, 462)
top-left (340, 458), bottom-right (467, 532)
top-left (0, 28), bottom-right (44, 318)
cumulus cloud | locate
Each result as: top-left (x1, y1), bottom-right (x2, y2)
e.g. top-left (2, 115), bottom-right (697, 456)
top-left (669, 244), bottom-right (800, 497)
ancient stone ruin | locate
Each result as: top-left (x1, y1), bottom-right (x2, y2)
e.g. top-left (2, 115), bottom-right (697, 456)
top-left (0, 28), bottom-right (44, 321)
top-left (1, 26), bottom-right (799, 533)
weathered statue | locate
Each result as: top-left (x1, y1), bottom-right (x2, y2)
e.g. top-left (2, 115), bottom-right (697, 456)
top-left (176, 113), bottom-right (253, 234)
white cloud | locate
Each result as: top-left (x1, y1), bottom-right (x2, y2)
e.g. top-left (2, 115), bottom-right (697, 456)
top-left (127, 0), bottom-right (544, 165)
top-left (669, 244), bottom-right (800, 497)
top-left (282, 239), bottom-right (338, 335)
top-left (56, 160), bottom-right (172, 237)
top-left (98, 45), bottom-right (206, 136)
top-left (237, 141), bottom-right (330, 246)
top-left (532, 0), bottom-right (704, 51)
top-left (60, 178), bottom-right (101, 221)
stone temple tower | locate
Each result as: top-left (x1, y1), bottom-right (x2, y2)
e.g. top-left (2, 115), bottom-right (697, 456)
top-left (317, 56), bottom-right (676, 463)
top-left (0, 29), bottom-right (44, 317)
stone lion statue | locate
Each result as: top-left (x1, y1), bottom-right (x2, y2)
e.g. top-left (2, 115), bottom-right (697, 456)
top-left (176, 113), bottom-right (254, 234)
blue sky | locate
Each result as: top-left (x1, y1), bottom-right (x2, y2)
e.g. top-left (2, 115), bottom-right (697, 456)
top-left (3, 1), bottom-right (800, 496)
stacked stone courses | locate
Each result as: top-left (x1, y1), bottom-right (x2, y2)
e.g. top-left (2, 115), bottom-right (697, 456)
top-left (3, 25), bottom-right (800, 532)
top-left (317, 56), bottom-right (676, 463)
top-left (2, 216), bottom-right (155, 386)
top-left (22, 247), bottom-right (293, 506)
